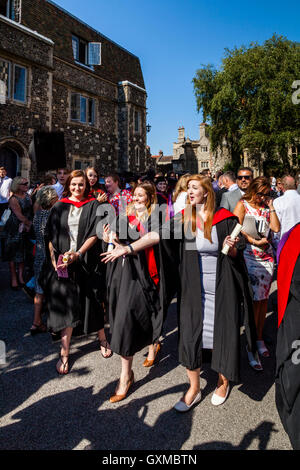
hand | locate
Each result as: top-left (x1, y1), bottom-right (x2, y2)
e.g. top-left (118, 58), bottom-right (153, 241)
top-left (253, 237), bottom-right (269, 248)
top-left (265, 197), bottom-right (274, 209)
top-left (222, 235), bottom-right (239, 250)
top-left (102, 224), bottom-right (111, 243)
top-left (97, 192), bottom-right (108, 203)
top-left (56, 251), bottom-right (79, 268)
top-left (100, 242), bottom-right (129, 263)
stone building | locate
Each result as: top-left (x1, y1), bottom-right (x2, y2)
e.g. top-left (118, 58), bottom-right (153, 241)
top-left (0, 0), bottom-right (147, 181)
top-left (172, 123), bottom-right (230, 174)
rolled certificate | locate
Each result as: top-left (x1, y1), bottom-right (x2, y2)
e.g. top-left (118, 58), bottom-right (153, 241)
top-left (107, 232), bottom-right (114, 252)
top-left (221, 223), bottom-right (243, 255)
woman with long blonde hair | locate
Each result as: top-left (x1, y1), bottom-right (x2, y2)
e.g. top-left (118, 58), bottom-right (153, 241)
top-left (102, 174), bottom-right (257, 411)
top-left (101, 181), bottom-right (169, 403)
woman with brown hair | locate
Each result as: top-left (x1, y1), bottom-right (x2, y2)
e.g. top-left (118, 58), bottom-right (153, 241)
top-left (101, 181), bottom-right (168, 402)
top-left (234, 176), bottom-right (280, 362)
top-left (102, 175), bottom-right (257, 410)
top-left (41, 170), bottom-right (111, 374)
top-left (85, 167), bottom-right (107, 203)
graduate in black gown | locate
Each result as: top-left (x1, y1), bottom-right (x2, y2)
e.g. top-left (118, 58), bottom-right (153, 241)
top-left (159, 175), bottom-right (257, 411)
top-left (42, 170), bottom-right (110, 375)
top-left (103, 175), bottom-right (257, 411)
top-left (275, 223), bottom-right (300, 449)
top-left (101, 181), bottom-right (169, 402)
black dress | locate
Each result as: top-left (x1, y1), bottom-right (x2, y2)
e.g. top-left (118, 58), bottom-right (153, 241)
top-left (40, 198), bottom-right (106, 334)
top-left (105, 212), bottom-right (168, 357)
top-left (160, 208), bottom-right (257, 382)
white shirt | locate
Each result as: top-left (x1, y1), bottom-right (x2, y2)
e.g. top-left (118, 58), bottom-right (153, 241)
top-left (273, 190), bottom-right (300, 238)
top-left (52, 182), bottom-right (64, 200)
top-left (68, 205), bottom-right (83, 252)
top-left (228, 183), bottom-right (238, 192)
top-left (0, 176), bottom-right (12, 203)
top-left (173, 191), bottom-right (187, 214)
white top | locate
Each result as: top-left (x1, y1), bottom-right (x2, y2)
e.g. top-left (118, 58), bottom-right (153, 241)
top-left (67, 205), bottom-right (83, 252)
top-left (52, 182), bottom-right (64, 200)
top-left (273, 190), bottom-right (300, 238)
top-left (173, 191), bottom-right (187, 214)
top-left (0, 176), bottom-right (12, 203)
top-left (228, 183), bottom-right (238, 192)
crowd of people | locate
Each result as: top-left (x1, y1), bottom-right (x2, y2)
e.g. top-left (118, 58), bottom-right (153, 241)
top-left (1, 164), bottom-right (300, 444)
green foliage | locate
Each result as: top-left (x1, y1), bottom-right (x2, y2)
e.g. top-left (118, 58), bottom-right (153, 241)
top-left (192, 35), bottom-right (300, 173)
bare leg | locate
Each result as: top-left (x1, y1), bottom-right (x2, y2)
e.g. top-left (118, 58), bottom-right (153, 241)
top-left (114, 356), bottom-right (134, 395)
top-left (182, 368), bottom-right (201, 405)
top-left (32, 293), bottom-right (44, 326)
top-left (18, 262), bottom-right (25, 284)
top-left (56, 327), bottom-right (73, 374)
top-left (9, 261), bottom-right (18, 287)
top-left (97, 328), bottom-right (112, 358)
top-left (214, 373), bottom-right (229, 398)
top-left (256, 299), bottom-right (268, 340)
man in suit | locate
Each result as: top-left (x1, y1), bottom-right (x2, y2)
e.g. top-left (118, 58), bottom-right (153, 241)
top-left (215, 174), bottom-right (227, 208)
top-left (220, 167), bottom-right (253, 213)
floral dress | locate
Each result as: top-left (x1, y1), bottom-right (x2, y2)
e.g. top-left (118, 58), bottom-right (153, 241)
top-left (108, 189), bottom-right (133, 216)
top-left (242, 200), bottom-right (274, 301)
top-left (3, 194), bottom-right (32, 263)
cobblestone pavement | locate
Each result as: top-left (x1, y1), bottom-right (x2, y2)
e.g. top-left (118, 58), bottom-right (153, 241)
top-left (0, 261), bottom-right (291, 450)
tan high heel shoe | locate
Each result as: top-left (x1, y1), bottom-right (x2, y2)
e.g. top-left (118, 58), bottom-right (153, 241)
top-left (143, 342), bottom-right (161, 367)
top-left (109, 372), bottom-right (134, 403)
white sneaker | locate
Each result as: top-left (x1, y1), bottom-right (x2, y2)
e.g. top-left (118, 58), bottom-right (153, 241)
top-left (173, 391), bottom-right (202, 412)
top-left (211, 384), bottom-right (230, 406)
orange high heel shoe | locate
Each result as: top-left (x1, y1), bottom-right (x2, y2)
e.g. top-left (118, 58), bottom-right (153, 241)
top-left (143, 342), bottom-right (161, 368)
top-left (109, 372), bottom-right (134, 403)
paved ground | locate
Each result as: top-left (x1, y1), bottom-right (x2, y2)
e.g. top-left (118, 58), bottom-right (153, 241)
top-left (0, 260), bottom-right (292, 451)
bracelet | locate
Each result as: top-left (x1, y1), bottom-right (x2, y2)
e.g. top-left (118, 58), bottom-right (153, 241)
top-left (127, 244), bottom-right (134, 254)
top-left (269, 209), bottom-right (276, 213)
top-left (76, 250), bottom-right (83, 259)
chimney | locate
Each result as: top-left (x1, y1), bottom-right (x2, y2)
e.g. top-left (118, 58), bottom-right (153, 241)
top-left (199, 123), bottom-right (207, 139)
top-left (178, 126), bottom-right (185, 143)
top-left (159, 150), bottom-right (163, 157)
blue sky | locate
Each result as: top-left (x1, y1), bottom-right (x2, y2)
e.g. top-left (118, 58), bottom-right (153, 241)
top-left (53, 0), bottom-right (299, 156)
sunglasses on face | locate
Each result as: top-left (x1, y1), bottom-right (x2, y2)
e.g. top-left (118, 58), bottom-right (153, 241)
top-left (237, 175), bottom-right (251, 180)
top-left (257, 191), bottom-right (271, 197)
top-left (20, 182), bottom-right (29, 186)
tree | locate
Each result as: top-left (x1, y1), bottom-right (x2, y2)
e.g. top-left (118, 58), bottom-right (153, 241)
top-left (192, 35), bottom-right (300, 173)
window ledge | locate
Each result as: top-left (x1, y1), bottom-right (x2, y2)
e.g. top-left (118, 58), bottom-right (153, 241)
top-left (74, 60), bottom-right (95, 72)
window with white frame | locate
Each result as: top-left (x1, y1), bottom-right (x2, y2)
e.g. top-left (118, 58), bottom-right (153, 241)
top-left (72, 35), bottom-right (101, 66)
top-left (201, 161), bottom-right (209, 169)
top-left (201, 146), bottom-right (208, 152)
top-left (0, 0), bottom-right (21, 22)
top-left (71, 92), bottom-right (95, 126)
top-left (0, 58), bottom-right (27, 103)
top-left (134, 110), bottom-right (141, 133)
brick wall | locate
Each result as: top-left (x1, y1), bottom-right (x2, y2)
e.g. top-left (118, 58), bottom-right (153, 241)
top-left (21, 0), bottom-right (145, 88)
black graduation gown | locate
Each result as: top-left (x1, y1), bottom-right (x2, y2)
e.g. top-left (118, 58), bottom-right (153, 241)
top-left (275, 225), bottom-right (300, 450)
top-left (40, 199), bottom-right (105, 334)
top-left (105, 213), bottom-right (166, 357)
top-left (160, 209), bottom-right (257, 382)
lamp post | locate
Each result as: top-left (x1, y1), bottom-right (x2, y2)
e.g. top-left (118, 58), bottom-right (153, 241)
top-left (146, 124), bottom-right (151, 133)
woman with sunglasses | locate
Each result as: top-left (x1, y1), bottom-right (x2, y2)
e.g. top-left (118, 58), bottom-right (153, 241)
top-left (234, 177), bottom-right (280, 367)
top-left (3, 177), bottom-right (32, 289)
